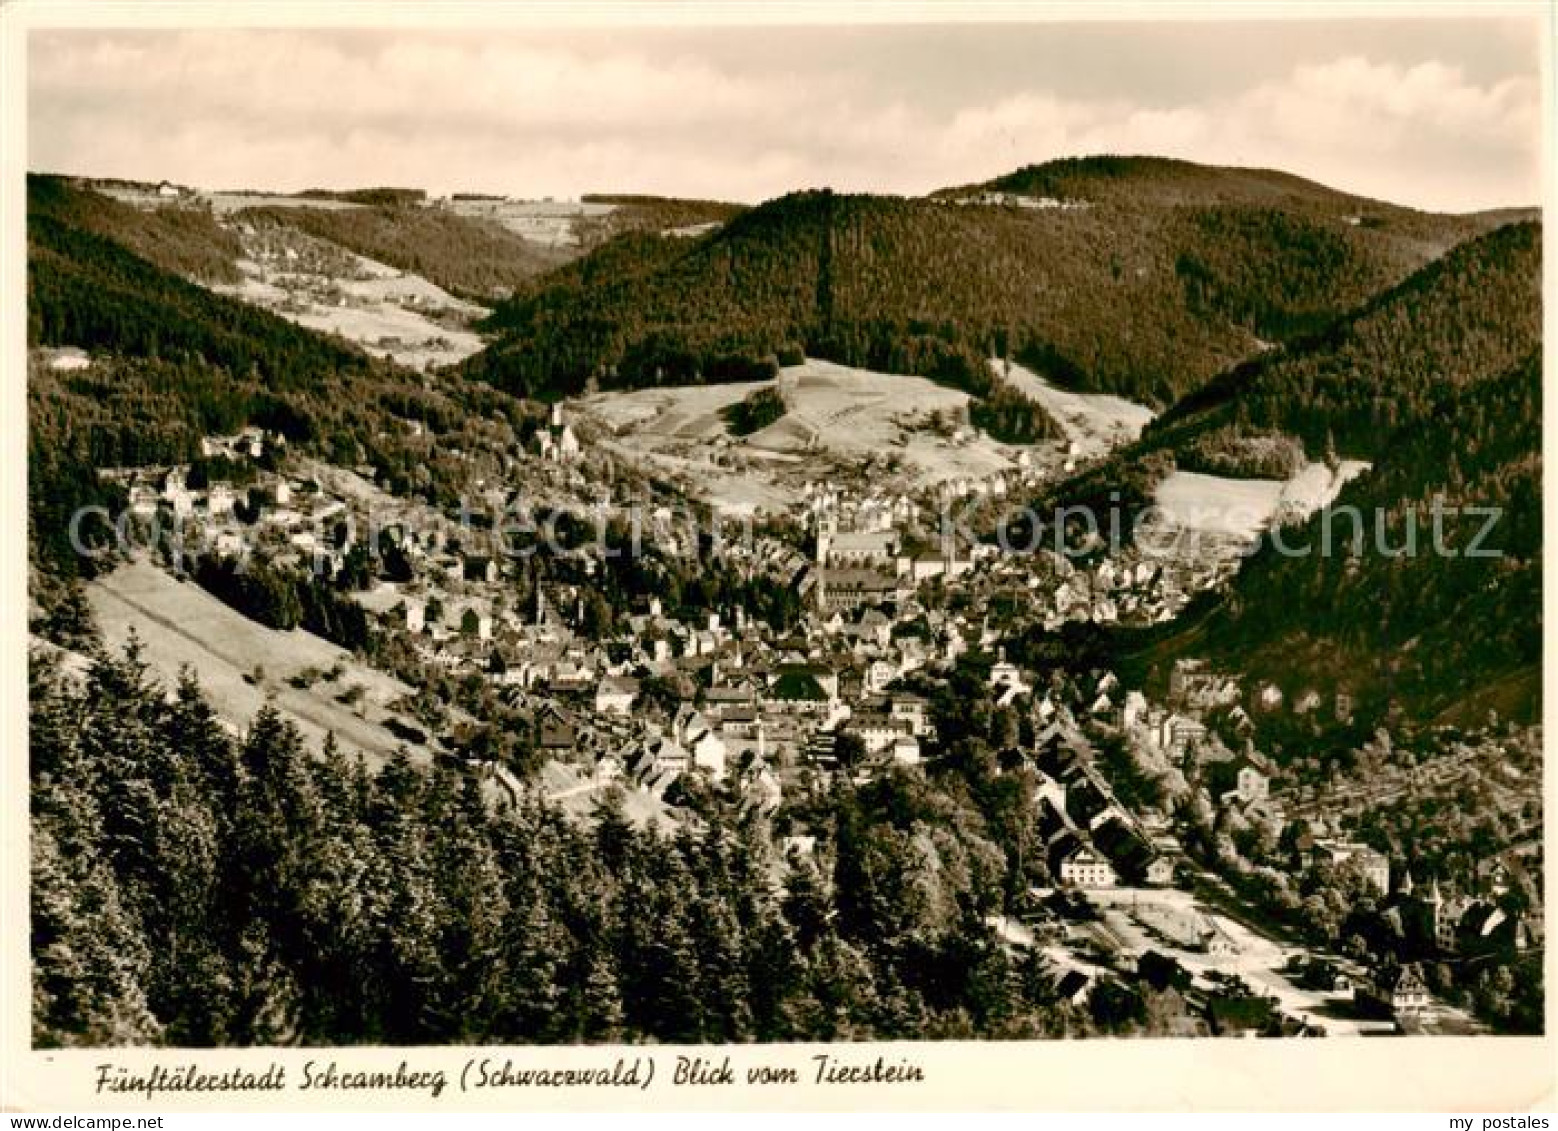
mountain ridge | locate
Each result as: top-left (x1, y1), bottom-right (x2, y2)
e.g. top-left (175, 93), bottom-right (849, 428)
top-left (466, 157), bottom-right (1506, 408)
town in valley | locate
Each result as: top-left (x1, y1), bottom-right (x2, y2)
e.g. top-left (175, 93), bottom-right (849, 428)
top-left (25, 22), bottom-right (1544, 1050)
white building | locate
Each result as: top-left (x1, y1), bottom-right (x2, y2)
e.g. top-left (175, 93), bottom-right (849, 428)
top-left (206, 482), bottom-right (236, 518)
top-left (595, 675), bottom-right (638, 716)
top-left (404, 600), bottom-right (426, 634)
top-left (891, 735), bottom-right (922, 766)
top-left (1058, 845), bottom-right (1118, 889)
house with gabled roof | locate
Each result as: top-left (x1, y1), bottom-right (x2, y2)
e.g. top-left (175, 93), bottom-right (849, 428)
top-left (844, 710), bottom-right (909, 756)
top-left (595, 674), bottom-right (639, 715)
top-left (673, 706), bottom-right (728, 780)
top-left (764, 665), bottom-right (836, 715)
top-left (629, 735), bottom-right (690, 794)
top-left (1054, 841), bottom-right (1117, 889)
top-left (1367, 964), bottom-right (1430, 1018)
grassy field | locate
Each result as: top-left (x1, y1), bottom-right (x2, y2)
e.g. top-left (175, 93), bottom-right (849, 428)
top-left (580, 359), bottom-right (1053, 513)
top-left (287, 303), bottom-right (485, 368)
top-left (1153, 460), bottom-right (1374, 540)
top-left (211, 218), bottom-right (490, 368)
top-left (997, 359), bottom-right (1156, 457)
top-left (753, 360), bottom-right (971, 455)
top-left (1153, 471), bottom-right (1288, 538)
top-left (582, 379), bottom-right (773, 437)
top-left (445, 198), bottom-right (616, 248)
top-left (87, 557), bottom-right (433, 768)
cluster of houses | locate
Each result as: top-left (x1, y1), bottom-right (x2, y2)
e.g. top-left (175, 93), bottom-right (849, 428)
top-left (948, 191), bottom-right (1090, 212)
top-left (344, 530), bottom-right (953, 801)
top-left (493, 650), bottom-right (929, 810)
top-left (100, 429), bottom-right (379, 573)
top-left (983, 547), bottom-right (1225, 631)
top-left (1028, 726), bottom-right (1178, 891)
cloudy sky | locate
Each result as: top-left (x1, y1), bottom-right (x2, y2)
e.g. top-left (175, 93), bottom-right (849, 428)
top-left (28, 18), bottom-right (1545, 212)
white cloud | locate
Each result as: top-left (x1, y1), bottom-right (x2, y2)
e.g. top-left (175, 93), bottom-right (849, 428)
top-left (27, 28), bottom-right (1542, 211)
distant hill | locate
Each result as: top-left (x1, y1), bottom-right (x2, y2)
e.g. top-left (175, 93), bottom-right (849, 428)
top-left (31, 173), bottom-right (244, 285)
top-left (1141, 219), bottom-right (1542, 461)
top-left (466, 157), bottom-right (1498, 408)
top-left (235, 200), bottom-right (574, 301)
top-left (26, 175), bottom-right (526, 592)
top-left (575, 194), bottom-right (748, 242)
top-left (228, 193), bottom-right (746, 302)
top-left (944, 155), bottom-right (1425, 210)
top-left (28, 176), bottom-right (372, 388)
top-left (296, 186), bottom-right (427, 207)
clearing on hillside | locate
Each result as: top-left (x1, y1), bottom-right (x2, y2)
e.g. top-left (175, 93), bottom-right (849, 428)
top-left (87, 557), bottom-right (436, 768)
top-left (579, 358), bottom-right (1092, 515)
top-left (996, 359), bottom-right (1157, 458)
top-left (1152, 460), bottom-right (1373, 541)
top-left (212, 216), bottom-right (489, 369)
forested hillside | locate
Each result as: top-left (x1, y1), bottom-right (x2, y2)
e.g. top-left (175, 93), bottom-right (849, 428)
top-left (1110, 222), bottom-right (1543, 738)
top-left (236, 202), bottom-right (573, 300)
top-left (1142, 220), bottom-right (1543, 460)
top-left (467, 158), bottom-right (1493, 407)
top-left (28, 178), bottom-right (373, 386)
top-left (1038, 219), bottom-right (1541, 526)
top-left (576, 194), bottom-right (748, 242)
top-left (232, 193), bottom-right (745, 302)
top-left (26, 178), bottom-right (532, 594)
top-left (31, 175), bottom-right (244, 285)
top-left (1194, 352), bottom-right (1541, 733)
top-left (33, 644), bottom-right (1161, 1047)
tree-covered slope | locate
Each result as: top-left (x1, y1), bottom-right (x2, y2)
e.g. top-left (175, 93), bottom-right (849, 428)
top-left (1141, 220), bottom-right (1542, 460)
top-left (575, 193), bottom-right (748, 243)
top-left (28, 177), bottom-right (375, 388)
top-left (1185, 351), bottom-right (1541, 734)
top-left (1106, 221), bottom-right (1543, 736)
top-left (32, 644), bottom-right (1121, 1046)
top-left (26, 176), bottom-right (530, 592)
top-left (235, 201), bottom-right (574, 301)
top-left (1036, 219), bottom-right (1541, 523)
top-left (30, 174), bottom-right (244, 285)
top-left (466, 158), bottom-right (1495, 406)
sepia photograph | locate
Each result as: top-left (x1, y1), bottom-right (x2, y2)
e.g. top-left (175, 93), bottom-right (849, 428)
top-left (4, 0), bottom-right (1553, 1113)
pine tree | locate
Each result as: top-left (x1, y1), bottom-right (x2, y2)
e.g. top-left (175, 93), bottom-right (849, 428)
top-left (166, 669), bottom-right (241, 824)
top-left (228, 921), bottom-right (300, 1045)
top-left (575, 950), bottom-right (625, 1044)
top-left (31, 824), bottom-right (162, 1047)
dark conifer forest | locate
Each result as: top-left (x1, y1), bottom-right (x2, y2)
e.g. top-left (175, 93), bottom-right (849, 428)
top-left (467, 159), bottom-right (1502, 408)
top-left (1094, 221), bottom-right (1543, 731)
top-left (33, 644), bottom-right (1149, 1047)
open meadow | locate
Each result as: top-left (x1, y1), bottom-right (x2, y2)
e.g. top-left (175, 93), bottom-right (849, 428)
top-left (87, 557), bottom-right (434, 767)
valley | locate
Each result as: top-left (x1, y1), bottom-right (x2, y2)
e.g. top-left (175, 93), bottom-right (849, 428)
top-left (26, 158), bottom-right (1544, 1048)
